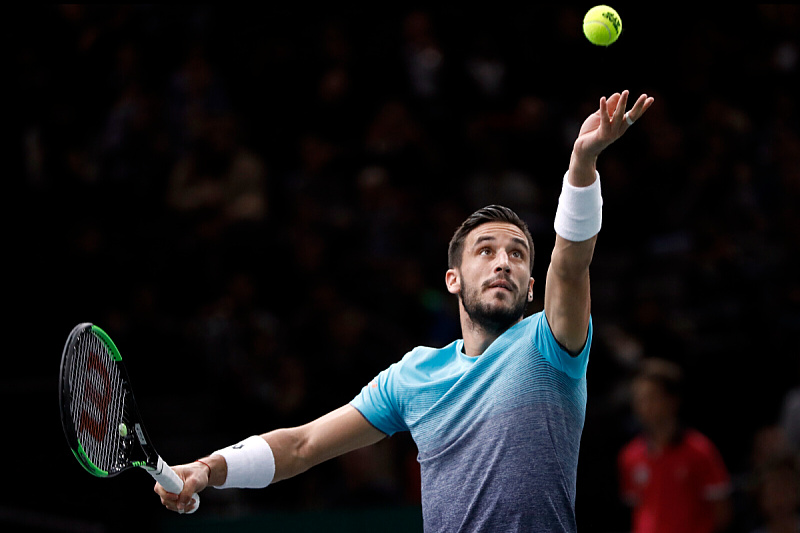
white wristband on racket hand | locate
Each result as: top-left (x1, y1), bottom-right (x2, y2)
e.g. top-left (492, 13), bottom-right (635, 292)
top-left (213, 435), bottom-right (275, 489)
top-left (553, 170), bottom-right (603, 242)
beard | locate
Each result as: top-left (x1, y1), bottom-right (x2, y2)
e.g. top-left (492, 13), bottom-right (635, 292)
top-left (460, 277), bottom-right (529, 336)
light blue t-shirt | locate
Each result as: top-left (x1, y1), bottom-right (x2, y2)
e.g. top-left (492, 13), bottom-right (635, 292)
top-left (350, 311), bottom-right (591, 533)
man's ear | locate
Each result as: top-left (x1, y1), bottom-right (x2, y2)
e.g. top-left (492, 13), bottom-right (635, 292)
top-left (445, 268), bottom-right (461, 295)
top-left (527, 277), bottom-right (535, 301)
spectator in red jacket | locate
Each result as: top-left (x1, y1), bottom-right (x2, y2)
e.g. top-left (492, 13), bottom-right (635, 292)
top-left (618, 358), bottom-right (733, 533)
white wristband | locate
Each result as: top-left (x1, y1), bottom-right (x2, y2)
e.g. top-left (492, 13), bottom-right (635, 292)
top-left (553, 171), bottom-right (603, 242)
top-left (213, 435), bottom-right (275, 489)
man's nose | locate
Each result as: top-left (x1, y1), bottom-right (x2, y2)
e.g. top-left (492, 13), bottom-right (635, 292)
top-left (494, 251), bottom-right (511, 272)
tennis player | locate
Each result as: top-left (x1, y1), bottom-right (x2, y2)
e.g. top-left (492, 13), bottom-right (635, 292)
top-left (156, 90), bottom-right (654, 532)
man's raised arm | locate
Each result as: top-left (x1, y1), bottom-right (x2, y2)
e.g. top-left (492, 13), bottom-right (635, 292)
top-left (545, 91), bottom-right (654, 354)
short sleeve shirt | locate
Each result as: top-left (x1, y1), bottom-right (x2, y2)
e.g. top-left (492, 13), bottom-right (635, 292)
top-left (351, 311), bottom-right (592, 533)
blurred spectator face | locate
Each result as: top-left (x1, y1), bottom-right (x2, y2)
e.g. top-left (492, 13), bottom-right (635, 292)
top-left (632, 377), bottom-right (679, 430)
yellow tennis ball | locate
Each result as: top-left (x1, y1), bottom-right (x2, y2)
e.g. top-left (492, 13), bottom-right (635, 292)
top-left (119, 423), bottom-right (128, 437)
top-left (583, 5), bottom-right (622, 46)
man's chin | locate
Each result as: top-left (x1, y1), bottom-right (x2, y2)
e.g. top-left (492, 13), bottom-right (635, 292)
top-left (464, 300), bottom-right (526, 334)
top-left (484, 291), bottom-right (525, 311)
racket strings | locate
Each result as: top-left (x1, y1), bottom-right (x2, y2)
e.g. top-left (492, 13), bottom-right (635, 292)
top-left (69, 331), bottom-right (126, 472)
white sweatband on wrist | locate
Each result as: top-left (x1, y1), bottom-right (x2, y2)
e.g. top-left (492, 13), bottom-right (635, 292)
top-left (553, 170), bottom-right (603, 242)
top-left (213, 435), bottom-right (275, 489)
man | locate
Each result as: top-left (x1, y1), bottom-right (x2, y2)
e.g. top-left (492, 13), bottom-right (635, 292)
top-left (618, 358), bottom-right (733, 533)
top-left (157, 90), bottom-right (654, 532)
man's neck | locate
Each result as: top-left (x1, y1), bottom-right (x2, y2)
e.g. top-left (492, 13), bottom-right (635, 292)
top-left (459, 311), bottom-right (522, 357)
top-left (645, 419), bottom-right (681, 453)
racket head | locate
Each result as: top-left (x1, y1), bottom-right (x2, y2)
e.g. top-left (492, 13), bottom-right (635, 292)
top-left (59, 323), bottom-right (159, 478)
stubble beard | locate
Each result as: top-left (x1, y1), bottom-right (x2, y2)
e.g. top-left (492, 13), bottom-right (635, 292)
top-left (460, 278), bottom-right (528, 337)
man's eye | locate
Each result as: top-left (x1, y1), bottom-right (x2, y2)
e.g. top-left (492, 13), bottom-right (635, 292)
top-left (479, 248), bottom-right (492, 255)
top-left (512, 251), bottom-right (523, 258)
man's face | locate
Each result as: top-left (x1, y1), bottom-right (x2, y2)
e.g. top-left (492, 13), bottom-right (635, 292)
top-left (447, 222), bottom-right (534, 334)
top-left (632, 378), bottom-right (679, 430)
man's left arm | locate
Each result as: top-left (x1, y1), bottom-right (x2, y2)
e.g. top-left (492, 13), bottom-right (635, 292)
top-left (545, 91), bottom-right (654, 354)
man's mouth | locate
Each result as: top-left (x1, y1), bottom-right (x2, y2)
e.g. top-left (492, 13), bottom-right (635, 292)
top-left (486, 279), bottom-right (514, 292)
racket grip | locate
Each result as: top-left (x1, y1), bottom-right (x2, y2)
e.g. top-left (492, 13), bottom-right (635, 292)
top-left (150, 456), bottom-right (200, 514)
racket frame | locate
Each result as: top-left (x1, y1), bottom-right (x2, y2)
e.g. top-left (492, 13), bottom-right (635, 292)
top-left (59, 323), bottom-right (196, 508)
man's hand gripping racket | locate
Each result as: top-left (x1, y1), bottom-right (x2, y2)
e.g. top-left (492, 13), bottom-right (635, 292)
top-left (59, 323), bottom-right (199, 514)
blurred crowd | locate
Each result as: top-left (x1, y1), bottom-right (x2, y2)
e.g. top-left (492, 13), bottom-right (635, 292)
top-left (12, 5), bottom-right (799, 532)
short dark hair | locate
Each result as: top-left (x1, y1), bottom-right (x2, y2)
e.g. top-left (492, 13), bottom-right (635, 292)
top-left (635, 358), bottom-right (684, 398)
top-left (447, 205), bottom-right (535, 272)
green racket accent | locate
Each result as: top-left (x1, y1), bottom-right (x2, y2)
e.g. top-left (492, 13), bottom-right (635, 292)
top-left (91, 325), bottom-right (123, 362)
top-left (71, 440), bottom-right (109, 477)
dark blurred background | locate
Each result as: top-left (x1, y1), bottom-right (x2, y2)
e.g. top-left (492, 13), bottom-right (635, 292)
top-left (6, 4), bottom-right (799, 533)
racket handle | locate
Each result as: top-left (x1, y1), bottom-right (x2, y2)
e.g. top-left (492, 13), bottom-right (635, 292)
top-left (150, 456), bottom-right (200, 514)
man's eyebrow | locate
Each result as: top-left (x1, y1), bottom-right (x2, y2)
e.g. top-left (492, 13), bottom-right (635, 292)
top-left (511, 237), bottom-right (529, 250)
top-left (473, 235), bottom-right (529, 250)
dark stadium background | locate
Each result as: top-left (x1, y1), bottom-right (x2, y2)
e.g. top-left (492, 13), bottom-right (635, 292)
top-left (7, 5), bottom-right (799, 532)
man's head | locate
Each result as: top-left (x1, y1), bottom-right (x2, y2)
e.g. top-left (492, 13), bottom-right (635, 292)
top-left (631, 358), bottom-right (684, 431)
top-left (445, 205), bottom-right (535, 335)
top-left (447, 205), bottom-right (535, 273)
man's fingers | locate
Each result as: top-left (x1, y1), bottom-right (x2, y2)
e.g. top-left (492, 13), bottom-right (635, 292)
top-left (601, 91), bottom-right (654, 124)
top-left (159, 493), bottom-right (197, 514)
top-left (178, 488), bottom-right (197, 508)
top-left (613, 91), bottom-right (629, 121)
top-left (624, 94), bottom-right (655, 125)
top-left (628, 94), bottom-right (647, 117)
top-left (157, 491), bottom-right (182, 513)
top-left (605, 92), bottom-right (623, 118)
top-left (154, 482), bottom-right (179, 499)
top-left (176, 495), bottom-right (198, 513)
top-left (155, 480), bottom-right (197, 514)
top-left (155, 483), bottom-right (181, 512)
top-left (640, 96), bottom-right (655, 115)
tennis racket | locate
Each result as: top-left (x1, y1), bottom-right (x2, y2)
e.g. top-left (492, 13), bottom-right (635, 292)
top-left (59, 322), bottom-right (199, 513)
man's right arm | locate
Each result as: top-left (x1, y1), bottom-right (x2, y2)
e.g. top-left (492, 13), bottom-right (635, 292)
top-left (265, 404), bottom-right (387, 482)
top-left (157, 405), bottom-right (386, 513)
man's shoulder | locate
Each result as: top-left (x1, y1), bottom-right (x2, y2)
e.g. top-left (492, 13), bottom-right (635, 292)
top-left (394, 340), bottom-right (463, 376)
top-left (406, 339), bottom-right (461, 359)
top-left (408, 312), bottom-right (542, 357)
top-left (524, 310), bottom-right (544, 326)
top-left (501, 311), bottom-right (543, 341)
top-left (680, 428), bottom-right (723, 455)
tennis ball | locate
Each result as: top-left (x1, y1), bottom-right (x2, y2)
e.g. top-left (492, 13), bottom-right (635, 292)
top-left (583, 5), bottom-right (622, 46)
top-left (119, 423), bottom-right (128, 437)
